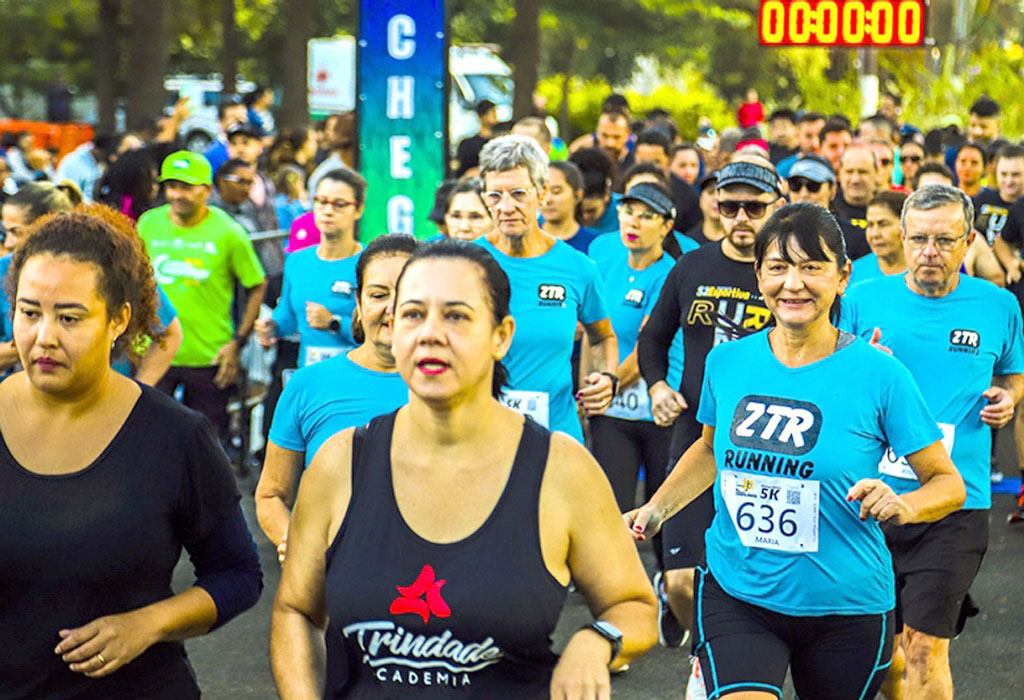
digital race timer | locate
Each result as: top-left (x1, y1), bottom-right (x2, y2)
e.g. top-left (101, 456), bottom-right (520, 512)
top-left (759, 0), bottom-right (927, 47)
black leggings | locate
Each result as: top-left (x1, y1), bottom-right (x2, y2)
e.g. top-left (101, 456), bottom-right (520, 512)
top-left (589, 415), bottom-right (671, 511)
top-left (695, 567), bottom-right (894, 700)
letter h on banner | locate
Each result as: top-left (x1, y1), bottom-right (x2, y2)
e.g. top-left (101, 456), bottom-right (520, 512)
top-left (357, 0), bottom-right (448, 241)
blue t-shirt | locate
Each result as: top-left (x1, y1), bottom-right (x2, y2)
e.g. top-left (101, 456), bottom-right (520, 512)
top-left (273, 246), bottom-right (359, 368)
top-left (563, 225), bottom-right (600, 254)
top-left (843, 274), bottom-right (1024, 509)
top-left (848, 252), bottom-right (889, 288)
top-left (269, 352), bottom-right (409, 467)
top-left (111, 285), bottom-right (178, 377)
top-left (589, 235), bottom-right (683, 421)
top-left (697, 331), bottom-right (941, 616)
top-left (673, 231), bottom-right (701, 255)
top-left (477, 237), bottom-right (609, 442)
top-left (0, 254), bottom-right (11, 342)
top-left (591, 193), bottom-right (623, 234)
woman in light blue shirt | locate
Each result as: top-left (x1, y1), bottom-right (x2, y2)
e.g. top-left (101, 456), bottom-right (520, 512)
top-left (627, 204), bottom-right (965, 700)
top-left (255, 235), bottom-right (418, 562)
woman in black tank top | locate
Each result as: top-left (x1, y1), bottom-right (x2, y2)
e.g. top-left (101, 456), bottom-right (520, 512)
top-left (271, 240), bottom-right (657, 698)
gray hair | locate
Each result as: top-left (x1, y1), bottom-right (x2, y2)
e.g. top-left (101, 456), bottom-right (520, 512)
top-left (479, 135), bottom-right (550, 189)
top-left (901, 183), bottom-right (974, 237)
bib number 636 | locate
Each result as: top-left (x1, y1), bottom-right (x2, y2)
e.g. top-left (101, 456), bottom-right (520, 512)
top-left (735, 501), bottom-right (798, 537)
top-left (721, 471), bottom-right (820, 553)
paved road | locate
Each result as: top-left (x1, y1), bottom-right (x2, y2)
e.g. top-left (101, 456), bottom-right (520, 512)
top-left (177, 432), bottom-right (1024, 699)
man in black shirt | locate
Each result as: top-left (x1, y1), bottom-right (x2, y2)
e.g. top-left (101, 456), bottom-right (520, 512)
top-left (634, 127), bottom-right (702, 233)
top-left (767, 109), bottom-right (799, 165)
top-left (638, 159), bottom-right (781, 649)
top-left (685, 171), bottom-right (724, 246)
top-left (453, 99), bottom-right (497, 177)
top-left (975, 144), bottom-right (1024, 245)
top-left (833, 145), bottom-right (877, 260)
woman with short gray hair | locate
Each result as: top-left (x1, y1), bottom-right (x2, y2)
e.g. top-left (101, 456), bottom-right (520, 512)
top-left (475, 135), bottom-right (620, 442)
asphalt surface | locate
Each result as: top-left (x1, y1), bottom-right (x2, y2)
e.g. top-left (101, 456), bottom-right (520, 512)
top-left (176, 429), bottom-right (1024, 699)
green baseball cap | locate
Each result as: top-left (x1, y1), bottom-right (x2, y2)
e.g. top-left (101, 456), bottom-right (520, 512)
top-left (159, 150), bottom-right (212, 186)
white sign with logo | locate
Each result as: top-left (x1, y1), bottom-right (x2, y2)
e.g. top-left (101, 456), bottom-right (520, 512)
top-left (500, 389), bottom-right (549, 428)
top-left (720, 471), bottom-right (820, 553)
top-left (878, 422), bottom-right (955, 481)
top-left (305, 346), bottom-right (347, 366)
top-left (604, 378), bottom-right (651, 422)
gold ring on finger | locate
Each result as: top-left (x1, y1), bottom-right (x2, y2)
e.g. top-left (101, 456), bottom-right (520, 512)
top-left (95, 653), bottom-right (106, 664)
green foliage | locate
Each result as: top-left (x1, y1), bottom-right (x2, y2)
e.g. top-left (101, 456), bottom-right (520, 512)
top-left (537, 71), bottom-right (731, 141)
top-left (880, 42), bottom-right (1024, 138)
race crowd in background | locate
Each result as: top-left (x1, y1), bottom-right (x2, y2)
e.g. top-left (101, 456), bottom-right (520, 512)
top-left (2, 82), bottom-right (1024, 700)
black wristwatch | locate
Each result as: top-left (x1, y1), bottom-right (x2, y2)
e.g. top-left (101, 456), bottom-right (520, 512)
top-left (582, 620), bottom-right (623, 664)
top-left (232, 332), bottom-right (249, 346)
top-left (600, 371), bottom-right (620, 397)
top-left (328, 316), bottom-right (342, 333)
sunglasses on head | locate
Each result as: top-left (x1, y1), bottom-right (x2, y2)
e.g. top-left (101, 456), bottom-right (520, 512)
top-left (718, 200), bottom-right (772, 219)
top-left (787, 177), bottom-right (824, 194)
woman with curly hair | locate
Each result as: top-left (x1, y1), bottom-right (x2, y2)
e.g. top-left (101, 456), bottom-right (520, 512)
top-left (0, 205), bottom-right (263, 698)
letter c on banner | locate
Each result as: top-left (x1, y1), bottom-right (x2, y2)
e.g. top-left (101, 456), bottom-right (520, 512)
top-left (387, 15), bottom-right (416, 59)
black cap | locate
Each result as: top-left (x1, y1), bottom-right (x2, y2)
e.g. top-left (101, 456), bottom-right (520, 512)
top-left (696, 170), bottom-right (719, 192)
top-left (716, 161), bottom-right (781, 196)
top-left (226, 121), bottom-right (261, 139)
top-left (622, 182), bottom-right (676, 219)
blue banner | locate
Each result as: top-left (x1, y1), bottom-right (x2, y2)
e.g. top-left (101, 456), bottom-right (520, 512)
top-left (358, 0), bottom-right (447, 240)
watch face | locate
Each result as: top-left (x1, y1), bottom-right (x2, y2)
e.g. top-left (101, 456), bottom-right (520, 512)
top-left (593, 620), bottom-right (623, 641)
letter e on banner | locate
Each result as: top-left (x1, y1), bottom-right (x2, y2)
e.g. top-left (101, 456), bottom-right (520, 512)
top-left (387, 15), bottom-right (416, 59)
top-left (390, 136), bottom-right (413, 178)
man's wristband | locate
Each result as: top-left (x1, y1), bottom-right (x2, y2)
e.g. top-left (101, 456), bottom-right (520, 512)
top-left (601, 371), bottom-right (620, 396)
top-left (232, 332), bottom-right (249, 346)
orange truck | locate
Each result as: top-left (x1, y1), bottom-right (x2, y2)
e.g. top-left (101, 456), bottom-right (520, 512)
top-left (0, 119), bottom-right (94, 160)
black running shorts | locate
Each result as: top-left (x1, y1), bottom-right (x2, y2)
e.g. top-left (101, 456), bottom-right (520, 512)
top-left (694, 567), bottom-right (894, 700)
top-left (882, 508), bottom-right (989, 638)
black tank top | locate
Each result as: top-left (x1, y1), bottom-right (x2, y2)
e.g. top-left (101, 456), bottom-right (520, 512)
top-left (323, 412), bottom-right (568, 699)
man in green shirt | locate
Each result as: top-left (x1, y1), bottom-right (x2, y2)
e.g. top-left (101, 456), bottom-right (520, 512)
top-left (138, 151), bottom-right (267, 441)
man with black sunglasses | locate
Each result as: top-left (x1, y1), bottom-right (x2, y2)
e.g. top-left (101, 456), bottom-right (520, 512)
top-left (638, 158), bottom-right (781, 650)
top-left (787, 155), bottom-right (835, 210)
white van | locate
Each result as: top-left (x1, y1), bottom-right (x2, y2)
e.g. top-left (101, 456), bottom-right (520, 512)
top-left (308, 38), bottom-right (513, 151)
top-left (164, 75), bottom-right (257, 152)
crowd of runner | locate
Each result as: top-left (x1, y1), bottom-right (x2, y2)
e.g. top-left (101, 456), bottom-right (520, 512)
top-left (0, 87), bottom-right (1022, 700)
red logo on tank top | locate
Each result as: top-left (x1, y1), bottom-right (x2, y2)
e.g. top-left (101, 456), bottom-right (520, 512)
top-left (389, 564), bottom-right (451, 623)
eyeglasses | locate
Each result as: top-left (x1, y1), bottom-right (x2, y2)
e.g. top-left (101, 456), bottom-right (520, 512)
top-left (619, 205), bottom-right (663, 222)
top-left (446, 212), bottom-right (489, 223)
top-left (901, 155), bottom-right (922, 163)
top-left (718, 199), bottom-right (773, 219)
top-left (483, 187), bottom-right (535, 207)
top-left (904, 234), bottom-right (967, 251)
top-left (221, 174), bottom-right (254, 186)
top-left (313, 196), bottom-right (356, 212)
top-left (787, 177), bottom-right (824, 194)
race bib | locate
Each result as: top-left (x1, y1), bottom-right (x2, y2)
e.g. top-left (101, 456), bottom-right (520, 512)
top-left (878, 423), bottom-right (955, 481)
top-left (604, 378), bottom-right (651, 421)
top-left (305, 346), bottom-right (346, 366)
top-left (500, 390), bottom-right (549, 428)
top-left (720, 471), bottom-right (820, 553)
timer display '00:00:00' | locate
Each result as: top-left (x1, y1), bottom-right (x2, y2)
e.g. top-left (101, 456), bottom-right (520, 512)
top-left (759, 0), bottom-right (926, 47)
